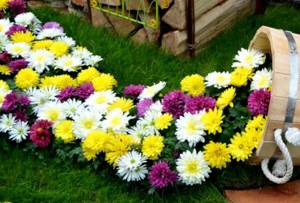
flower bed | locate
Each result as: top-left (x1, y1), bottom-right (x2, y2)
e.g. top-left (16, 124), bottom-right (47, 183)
top-left (0, 0), bottom-right (272, 191)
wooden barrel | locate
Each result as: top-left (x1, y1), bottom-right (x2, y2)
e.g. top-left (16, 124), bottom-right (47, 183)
top-left (249, 26), bottom-right (300, 164)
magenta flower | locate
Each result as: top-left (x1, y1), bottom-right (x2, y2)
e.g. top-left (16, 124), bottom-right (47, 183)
top-left (123, 84), bottom-right (145, 99)
top-left (29, 120), bottom-right (53, 148)
top-left (18, 95), bottom-right (30, 106)
top-left (5, 24), bottom-right (26, 36)
top-left (185, 96), bottom-right (216, 114)
top-left (57, 86), bottom-right (75, 102)
top-left (14, 109), bottom-right (28, 121)
top-left (0, 52), bottom-right (11, 64)
top-left (8, 59), bottom-right (28, 72)
top-left (136, 99), bottom-right (153, 117)
top-left (9, 0), bottom-right (26, 16)
top-left (247, 89), bottom-right (271, 116)
top-left (2, 92), bottom-right (18, 112)
top-left (162, 90), bottom-right (188, 119)
top-left (148, 161), bottom-right (177, 189)
top-left (74, 82), bottom-right (94, 100)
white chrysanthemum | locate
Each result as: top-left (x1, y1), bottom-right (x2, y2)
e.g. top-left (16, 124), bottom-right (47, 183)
top-left (0, 33), bottom-right (9, 51)
top-left (132, 116), bottom-right (160, 137)
top-left (176, 150), bottom-right (211, 185)
top-left (8, 121), bottom-right (29, 143)
top-left (175, 112), bottom-right (206, 147)
top-left (232, 48), bottom-right (265, 69)
top-left (14, 12), bottom-right (39, 27)
top-left (0, 114), bottom-right (16, 133)
top-left (127, 125), bottom-right (144, 144)
top-left (85, 90), bottom-right (116, 113)
top-left (26, 87), bottom-right (59, 113)
top-left (138, 81), bottom-right (166, 100)
top-left (87, 55), bottom-right (103, 66)
top-left (36, 28), bottom-right (65, 40)
top-left (205, 71), bottom-right (231, 89)
top-left (143, 101), bottom-right (163, 120)
top-left (102, 109), bottom-right (133, 133)
top-left (72, 47), bottom-right (103, 66)
top-left (5, 42), bottom-right (31, 58)
top-left (57, 36), bottom-right (76, 47)
top-left (37, 101), bottom-right (66, 123)
top-left (55, 55), bottom-right (82, 72)
top-left (73, 109), bottom-right (102, 140)
top-left (117, 150), bottom-right (148, 182)
top-left (26, 49), bottom-right (55, 73)
top-left (62, 99), bottom-right (85, 119)
top-left (0, 19), bottom-right (12, 34)
top-left (250, 68), bottom-right (272, 90)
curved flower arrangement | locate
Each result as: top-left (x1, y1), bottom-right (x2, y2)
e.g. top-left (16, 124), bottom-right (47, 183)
top-left (0, 2), bottom-right (273, 190)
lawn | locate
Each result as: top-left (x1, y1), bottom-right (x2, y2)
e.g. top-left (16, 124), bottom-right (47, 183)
top-left (1, 4), bottom-right (300, 203)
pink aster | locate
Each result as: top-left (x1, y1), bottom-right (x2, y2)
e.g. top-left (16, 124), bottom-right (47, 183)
top-left (162, 90), bottom-right (188, 119)
top-left (123, 84), bottom-right (145, 99)
top-left (185, 96), bottom-right (216, 114)
top-left (29, 120), bottom-right (53, 148)
top-left (136, 98), bottom-right (153, 117)
top-left (247, 89), bottom-right (271, 116)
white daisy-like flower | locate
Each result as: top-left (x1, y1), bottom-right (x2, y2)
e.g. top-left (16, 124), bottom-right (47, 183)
top-left (0, 33), bottom-right (9, 51)
top-left (175, 111), bottom-right (206, 147)
top-left (132, 116), bottom-right (160, 137)
top-left (0, 19), bottom-right (12, 34)
top-left (55, 54), bottom-right (82, 72)
top-left (176, 150), bottom-right (211, 185)
top-left (5, 42), bottom-right (31, 58)
top-left (232, 48), bottom-right (265, 69)
top-left (8, 120), bottom-right (29, 143)
top-left (138, 81), bottom-right (166, 100)
top-left (26, 49), bottom-right (55, 73)
top-left (72, 47), bottom-right (103, 66)
top-left (102, 109), bottom-right (133, 133)
top-left (57, 36), bottom-right (76, 47)
top-left (14, 12), bottom-right (39, 27)
top-left (85, 90), bottom-right (116, 113)
top-left (37, 101), bottom-right (66, 123)
top-left (36, 28), bottom-right (65, 40)
top-left (73, 109), bottom-right (102, 140)
top-left (0, 114), bottom-right (16, 133)
top-left (144, 101), bottom-right (163, 120)
top-left (117, 150), bottom-right (148, 182)
top-left (87, 55), bottom-right (103, 66)
top-left (205, 71), bottom-right (231, 89)
top-left (62, 99), bottom-right (85, 119)
top-left (250, 68), bottom-right (272, 90)
top-left (127, 125), bottom-right (144, 144)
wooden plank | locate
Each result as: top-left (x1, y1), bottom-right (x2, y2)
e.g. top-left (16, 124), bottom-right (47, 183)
top-left (125, 0), bottom-right (150, 12)
top-left (131, 28), bottom-right (148, 44)
top-left (100, 0), bottom-right (121, 6)
top-left (91, 8), bottom-right (113, 29)
top-left (105, 12), bottom-right (138, 36)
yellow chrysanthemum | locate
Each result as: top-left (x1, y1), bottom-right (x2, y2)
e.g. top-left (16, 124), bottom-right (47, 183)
top-left (242, 128), bottom-right (263, 150)
top-left (32, 40), bottom-right (54, 50)
top-left (92, 73), bottom-right (117, 91)
top-left (49, 41), bottom-right (69, 57)
top-left (82, 130), bottom-right (110, 161)
top-left (0, 0), bottom-right (9, 10)
top-left (15, 68), bottom-right (39, 89)
top-left (216, 87), bottom-right (236, 109)
top-left (11, 31), bottom-right (35, 43)
top-left (204, 141), bottom-right (231, 169)
top-left (54, 120), bottom-right (76, 143)
top-left (201, 108), bottom-right (224, 135)
top-left (108, 97), bottom-right (134, 112)
top-left (0, 80), bottom-right (9, 90)
top-left (180, 74), bottom-right (205, 96)
top-left (230, 67), bottom-right (253, 87)
top-left (76, 67), bottom-right (101, 85)
top-left (142, 135), bottom-right (164, 160)
top-left (245, 115), bottom-right (267, 132)
top-left (105, 133), bottom-right (134, 167)
top-left (228, 133), bottom-right (253, 161)
top-left (0, 65), bottom-right (11, 75)
top-left (40, 75), bottom-right (77, 89)
top-left (154, 113), bottom-right (173, 130)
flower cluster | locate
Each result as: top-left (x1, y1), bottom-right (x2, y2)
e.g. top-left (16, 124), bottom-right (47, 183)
top-left (0, 5), bottom-right (271, 191)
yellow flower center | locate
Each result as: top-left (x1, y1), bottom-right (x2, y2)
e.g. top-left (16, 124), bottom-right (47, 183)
top-left (245, 55), bottom-right (254, 64)
top-left (13, 46), bottom-right (23, 54)
top-left (83, 119), bottom-right (94, 129)
top-left (239, 144), bottom-right (244, 149)
top-left (47, 109), bottom-right (59, 121)
top-left (111, 116), bottom-right (121, 127)
top-left (257, 77), bottom-right (268, 87)
top-left (36, 55), bottom-right (46, 63)
top-left (186, 161), bottom-right (199, 174)
top-left (186, 120), bottom-right (197, 134)
top-left (64, 60), bottom-right (73, 67)
top-left (96, 95), bottom-right (107, 104)
top-left (216, 75), bottom-right (226, 84)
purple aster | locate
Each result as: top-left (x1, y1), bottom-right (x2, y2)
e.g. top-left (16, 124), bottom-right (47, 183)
top-left (5, 24), bottom-right (27, 36)
top-left (8, 59), bottom-right (28, 72)
top-left (43, 22), bottom-right (64, 32)
top-left (136, 99), bottom-right (153, 117)
top-left (74, 82), bottom-right (94, 100)
top-left (0, 52), bottom-right (11, 64)
top-left (14, 109), bottom-right (28, 122)
top-left (123, 84), bottom-right (145, 99)
top-left (2, 92), bottom-right (18, 112)
top-left (18, 95), bottom-right (30, 106)
top-left (185, 96), bottom-right (216, 114)
top-left (57, 86), bottom-right (75, 102)
top-left (9, 0), bottom-right (26, 16)
top-left (162, 90), bottom-right (188, 119)
top-left (148, 161), bottom-right (177, 189)
top-left (247, 89), bottom-right (271, 116)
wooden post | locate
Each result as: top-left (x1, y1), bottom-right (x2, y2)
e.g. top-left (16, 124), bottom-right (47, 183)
top-left (186, 0), bottom-right (195, 57)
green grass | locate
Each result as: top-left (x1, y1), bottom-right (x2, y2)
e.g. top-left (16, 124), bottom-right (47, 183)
top-left (1, 4), bottom-right (300, 203)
